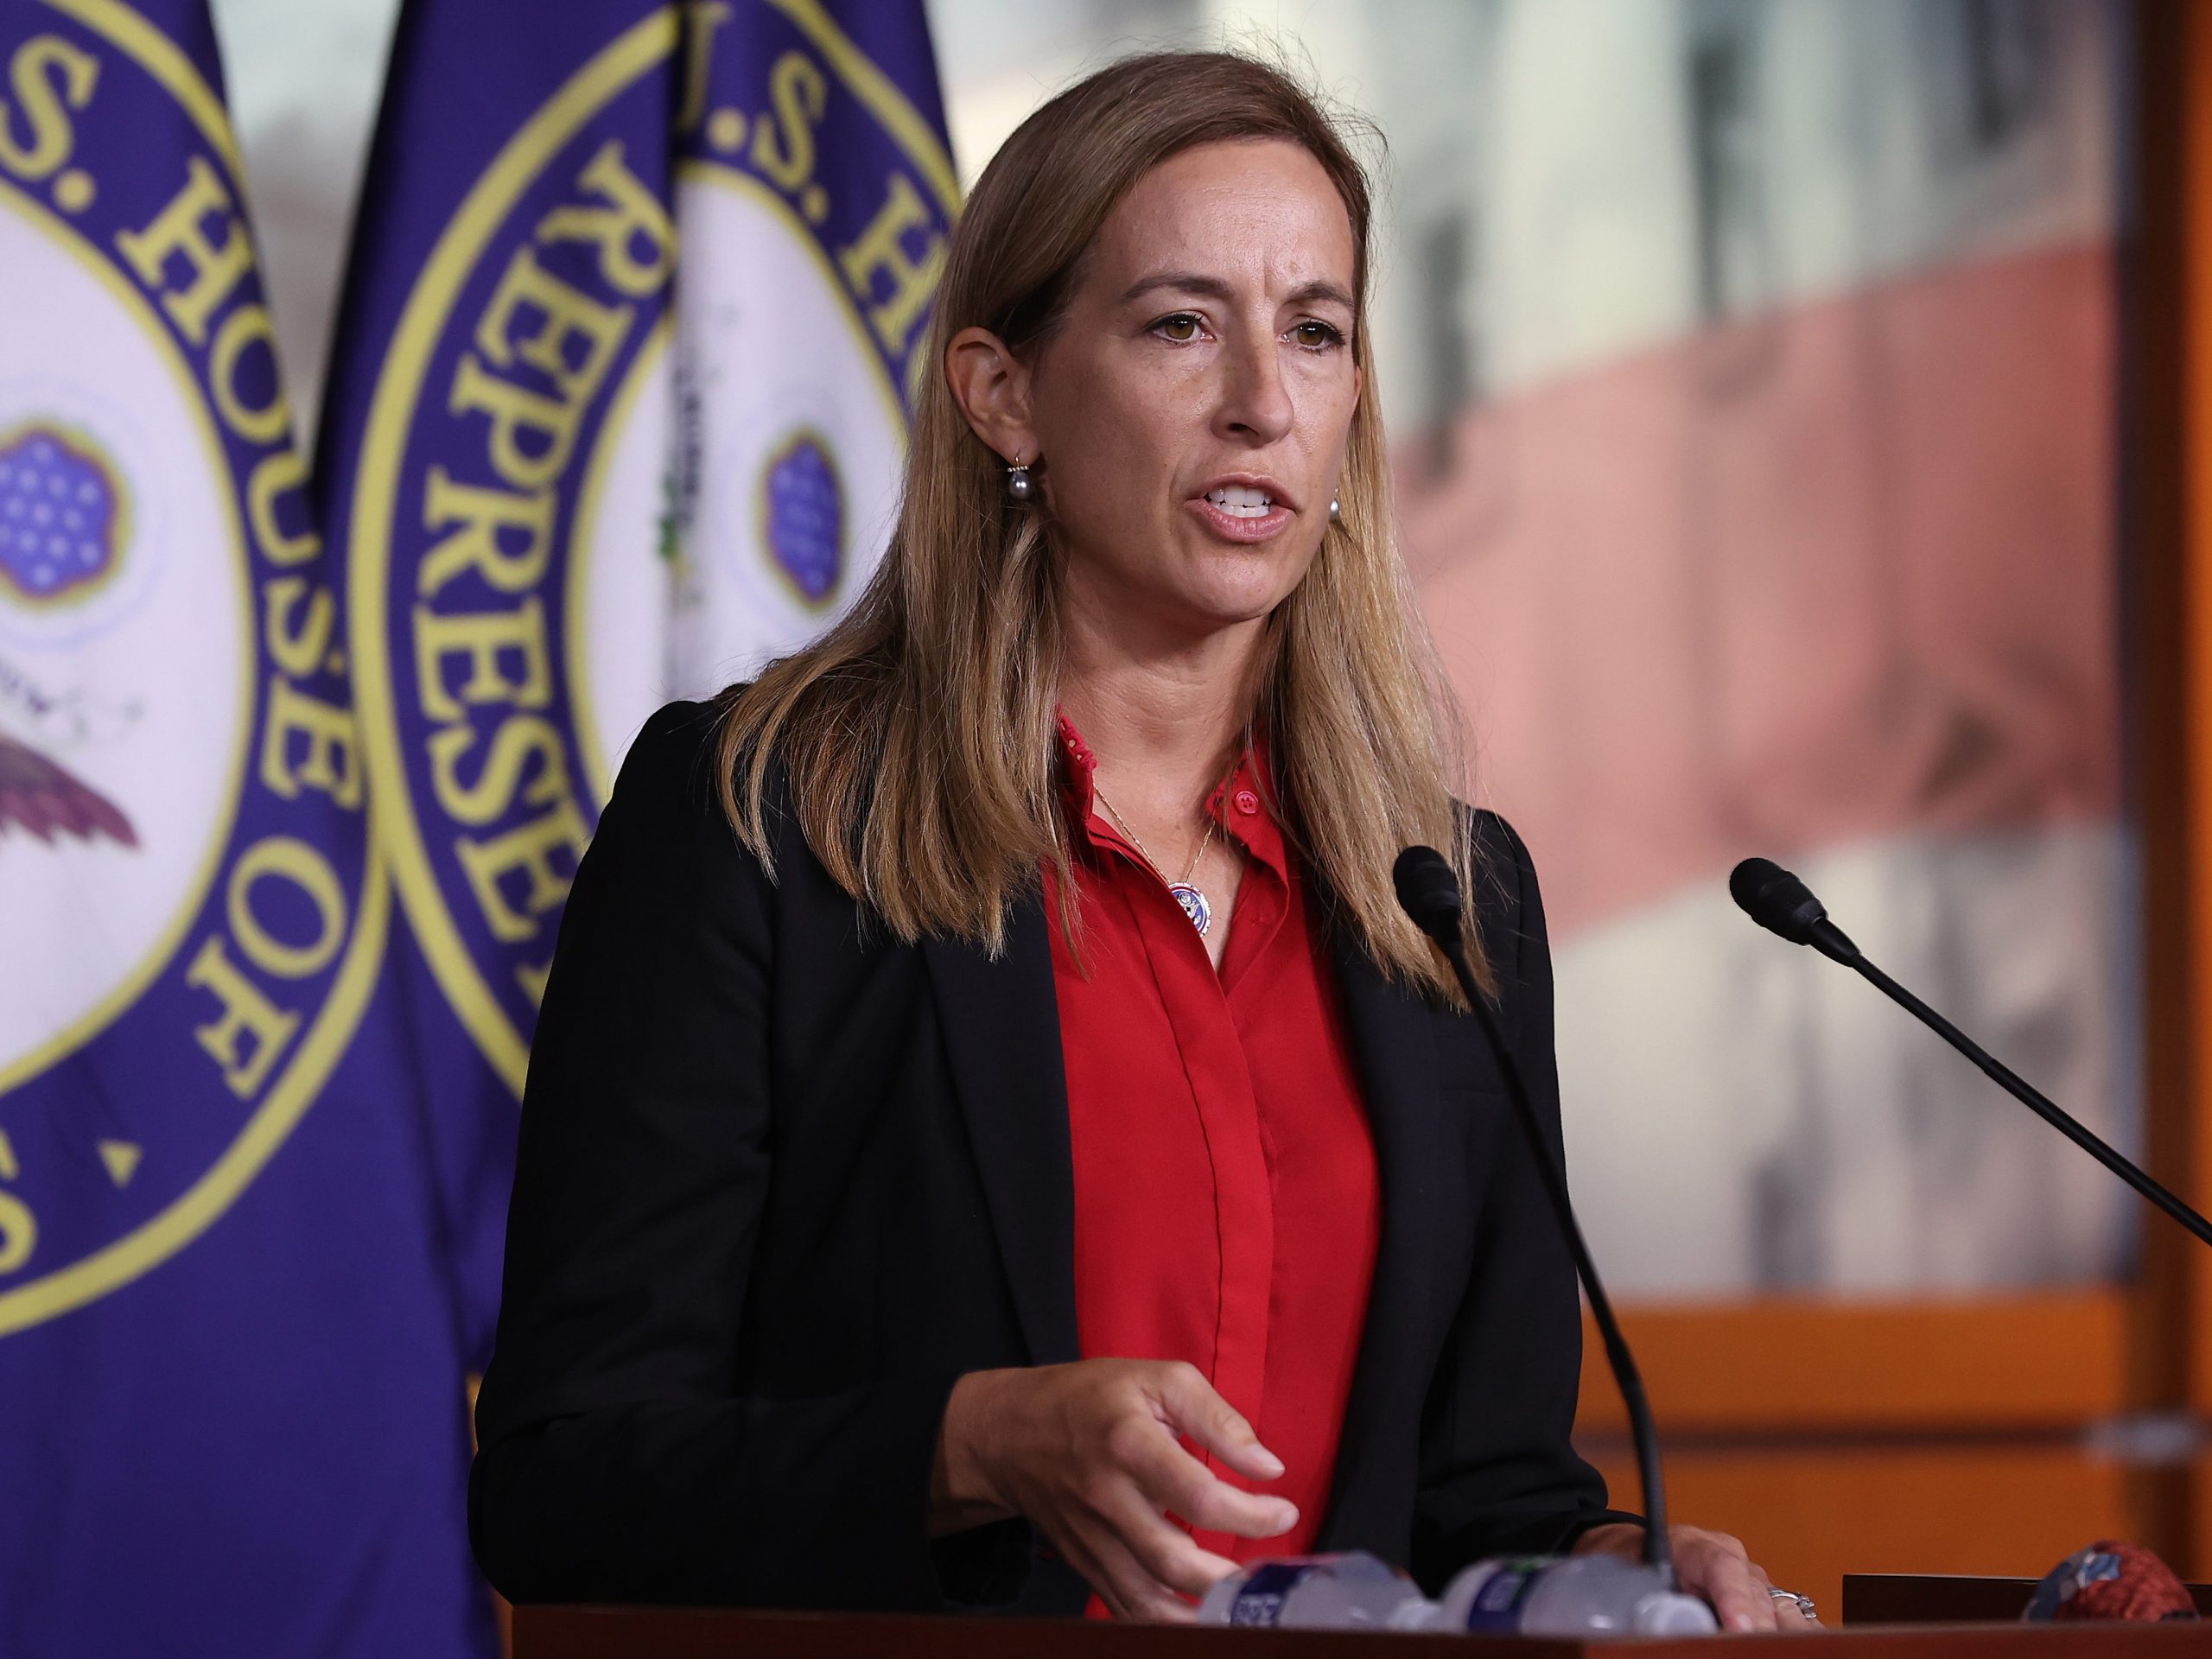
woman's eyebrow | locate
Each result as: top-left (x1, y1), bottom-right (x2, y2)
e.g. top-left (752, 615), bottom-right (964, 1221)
top-left (1116, 270), bottom-right (1357, 311)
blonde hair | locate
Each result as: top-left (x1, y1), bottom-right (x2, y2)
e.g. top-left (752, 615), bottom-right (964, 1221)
top-left (715, 49), bottom-right (1484, 996)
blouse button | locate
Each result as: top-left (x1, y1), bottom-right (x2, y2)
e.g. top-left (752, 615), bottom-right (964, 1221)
top-left (1233, 788), bottom-right (1261, 816)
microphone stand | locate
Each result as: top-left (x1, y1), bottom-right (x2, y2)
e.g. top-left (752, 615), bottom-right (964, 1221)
top-left (1395, 849), bottom-right (1676, 1586)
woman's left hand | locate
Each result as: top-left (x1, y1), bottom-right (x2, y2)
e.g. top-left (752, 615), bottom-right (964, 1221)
top-left (1573, 1522), bottom-right (1821, 1633)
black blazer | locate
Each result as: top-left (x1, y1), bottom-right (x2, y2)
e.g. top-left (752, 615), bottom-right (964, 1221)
top-left (469, 700), bottom-right (1632, 1615)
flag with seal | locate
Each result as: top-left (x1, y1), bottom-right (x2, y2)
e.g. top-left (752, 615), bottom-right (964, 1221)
top-left (315, 0), bottom-right (956, 1348)
top-left (0, 2), bottom-right (488, 1654)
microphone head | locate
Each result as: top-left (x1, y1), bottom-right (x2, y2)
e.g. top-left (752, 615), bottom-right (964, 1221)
top-left (1394, 845), bottom-right (1463, 944)
top-left (1728, 856), bottom-right (1831, 946)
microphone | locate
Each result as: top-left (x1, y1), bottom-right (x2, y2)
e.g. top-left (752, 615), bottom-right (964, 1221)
top-left (1729, 856), bottom-right (2212, 1252)
top-left (1726, 856), bottom-right (1859, 964)
top-left (1394, 846), bottom-right (1676, 1585)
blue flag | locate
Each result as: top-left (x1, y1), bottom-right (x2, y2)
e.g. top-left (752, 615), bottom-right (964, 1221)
top-left (0, 2), bottom-right (488, 1654)
top-left (315, 0), bottom-right (957, 1351)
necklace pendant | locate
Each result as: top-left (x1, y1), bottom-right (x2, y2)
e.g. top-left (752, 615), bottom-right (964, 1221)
top-left (1169, 882), bottom-right (1211, 937)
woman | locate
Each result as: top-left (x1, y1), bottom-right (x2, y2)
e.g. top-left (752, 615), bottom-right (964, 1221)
top-left (470, 50), bottom-right (1814, 1631)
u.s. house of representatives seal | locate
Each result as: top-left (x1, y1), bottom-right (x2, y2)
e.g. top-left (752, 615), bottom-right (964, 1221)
top-left (347, 1), bottom-right (955, 1096)
top-left (0, 2), bottom-right (385, 1332)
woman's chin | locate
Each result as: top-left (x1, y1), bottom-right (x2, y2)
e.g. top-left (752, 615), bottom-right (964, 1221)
top-left (1164, 583), bottom-right (1301, 638)
top-left (1065, 534), bottom-right (1316, 642)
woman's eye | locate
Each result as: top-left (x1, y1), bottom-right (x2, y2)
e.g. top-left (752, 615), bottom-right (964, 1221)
top-left (1293, 321), bottom-right (1345, 350)
top-left (1154, 313), bottom-right (1202, 342)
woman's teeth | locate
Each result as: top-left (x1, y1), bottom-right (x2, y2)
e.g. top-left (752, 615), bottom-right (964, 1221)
top-left (1207, 486), bottom-right (1274, 518)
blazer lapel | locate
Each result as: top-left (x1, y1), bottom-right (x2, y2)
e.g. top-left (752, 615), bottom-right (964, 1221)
top-left (1321, 929), bottom-right (1446, 1547)
top-left (921, 897), bottom-right (1082, 1368)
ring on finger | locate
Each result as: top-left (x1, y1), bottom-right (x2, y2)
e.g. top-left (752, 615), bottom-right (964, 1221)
top-left (1766, 1587), bottom-right (1818, 1620)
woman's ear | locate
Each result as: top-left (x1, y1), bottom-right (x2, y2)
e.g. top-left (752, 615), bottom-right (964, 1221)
top-left (944, 325), bottom-right (1039, 467)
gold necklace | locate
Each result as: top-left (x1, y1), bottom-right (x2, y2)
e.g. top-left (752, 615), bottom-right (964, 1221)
top-left (1091, 784), bottom-right (1219, 937)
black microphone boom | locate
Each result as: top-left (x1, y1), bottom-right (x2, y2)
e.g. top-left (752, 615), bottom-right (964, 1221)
top-left (1729, 855), bottom-right (2212, 1253)
top-left (1393, 845), bottom-right (1675, 1584)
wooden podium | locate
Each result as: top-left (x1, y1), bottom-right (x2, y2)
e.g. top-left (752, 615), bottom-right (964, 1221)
top-left (512, 1578), bottom-right (2212, 1655)
top-left (1842, 1573), bottom-right (2212, 1624)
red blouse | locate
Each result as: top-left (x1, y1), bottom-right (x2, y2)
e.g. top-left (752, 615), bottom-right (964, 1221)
top-left (1044, 717), bottom-right (1382, 1612)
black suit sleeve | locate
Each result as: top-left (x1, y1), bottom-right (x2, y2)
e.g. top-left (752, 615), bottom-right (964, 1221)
top-left (467, 702), bottom-right (975, 1610)
top-left (1408, 812), bottom-right (1643, 1590)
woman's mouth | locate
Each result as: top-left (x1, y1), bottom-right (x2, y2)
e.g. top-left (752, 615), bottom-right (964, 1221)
top-left (1190, 484), bottom-right (1295, 542)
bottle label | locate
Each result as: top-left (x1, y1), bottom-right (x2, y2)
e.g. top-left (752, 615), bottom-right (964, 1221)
top-left (1456, 1558), bottom-right (1554, 1631)
top-left (1224, 1560), bottom-right (1325, 1626)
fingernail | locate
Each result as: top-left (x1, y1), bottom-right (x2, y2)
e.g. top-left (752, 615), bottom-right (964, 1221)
top-left (1250, 1446), bottom-right (1284, 1477)
top-left (1729, 1613), bottom-right (1758, 1634)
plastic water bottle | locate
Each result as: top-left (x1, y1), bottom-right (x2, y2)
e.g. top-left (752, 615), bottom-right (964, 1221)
top-left (1433, 1553), bottom-right (1719, 1636)
top-left (1198, 1552), bottom-right (1436, 1630)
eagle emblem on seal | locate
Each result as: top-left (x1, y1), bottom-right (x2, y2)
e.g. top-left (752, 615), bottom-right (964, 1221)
top-left (0, 730), bottom-right (136, 848)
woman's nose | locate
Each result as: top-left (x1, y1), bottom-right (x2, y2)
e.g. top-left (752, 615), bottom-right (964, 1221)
top-left (1214, 335), bottom-right (1294, 444)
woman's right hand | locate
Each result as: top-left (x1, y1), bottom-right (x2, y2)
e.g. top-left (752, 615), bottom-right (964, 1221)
top-left (929, 1359), bottom-right (1298, 1622)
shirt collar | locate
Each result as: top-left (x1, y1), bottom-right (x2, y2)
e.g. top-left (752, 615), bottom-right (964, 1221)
top-left (1054, 712), bottom-right (1102, 822)
top-left (1053, 709), bottom-right (1287, 881)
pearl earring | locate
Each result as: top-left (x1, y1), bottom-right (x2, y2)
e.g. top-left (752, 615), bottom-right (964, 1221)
top-left (1006, 452), bottom-right (1034, 503)
top-left (1328, 494), bottom-right (1341, 524)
